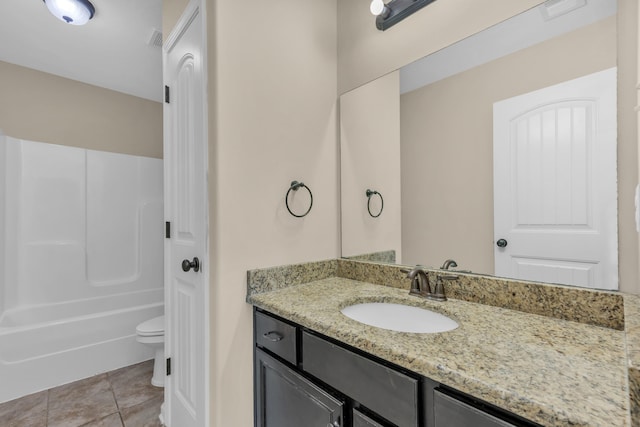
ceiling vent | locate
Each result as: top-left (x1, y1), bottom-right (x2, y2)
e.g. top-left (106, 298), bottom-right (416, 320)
top-left (540, 0), bottom-right (587, 21)
top-left (148, 29), bottom-right (163, 48)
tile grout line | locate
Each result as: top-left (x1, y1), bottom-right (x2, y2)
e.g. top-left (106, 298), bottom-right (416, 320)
top-left (106, 372), bottom-right (125, 426)
top-left (45, 388), bottom-right (50, 427)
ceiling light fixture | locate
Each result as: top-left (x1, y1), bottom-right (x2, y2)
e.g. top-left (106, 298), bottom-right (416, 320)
top-left (372, 0), bottom-right (437, 31)
top-left (370, 0), bottom-right (390, 18)
top-left (43, 0), bottom-right (95, 26)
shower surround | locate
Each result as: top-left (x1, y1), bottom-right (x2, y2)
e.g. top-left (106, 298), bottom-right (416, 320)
top-left (0, 135), bottom-right (164, 403)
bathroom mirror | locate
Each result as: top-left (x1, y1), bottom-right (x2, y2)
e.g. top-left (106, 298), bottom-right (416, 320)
top-left (340, 0), bottom-right (628, 290)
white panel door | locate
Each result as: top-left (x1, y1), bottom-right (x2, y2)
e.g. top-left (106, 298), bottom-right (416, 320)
top-left (493, 68), bottom-right (617, 290)
top-left (164, 2), bottom-right (208, 426)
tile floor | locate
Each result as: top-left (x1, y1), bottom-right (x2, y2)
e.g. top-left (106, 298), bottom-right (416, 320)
top-left (0, 360), bottom-right (164, 427)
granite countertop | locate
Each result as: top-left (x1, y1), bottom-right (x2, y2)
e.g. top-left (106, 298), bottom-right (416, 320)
top-left (248, 277), bottom-right (629, 427)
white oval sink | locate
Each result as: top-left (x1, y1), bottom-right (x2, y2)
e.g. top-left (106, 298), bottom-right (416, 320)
top-left (341, 302), bottom-right (458, 333)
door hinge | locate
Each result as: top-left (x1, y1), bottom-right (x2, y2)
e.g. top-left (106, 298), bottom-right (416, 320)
top-left (166, 357), bottom-right (172, 376)
top-left (165, 221), bottom-right (171, 239)
top-left (164, 85), bottom-right (170, 104)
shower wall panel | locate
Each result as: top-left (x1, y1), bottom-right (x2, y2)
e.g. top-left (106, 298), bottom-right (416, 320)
top-left (2, 136), bottom-right (163, 312)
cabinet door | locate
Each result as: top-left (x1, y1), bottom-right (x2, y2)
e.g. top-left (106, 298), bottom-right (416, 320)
top-left (255, 348), bottom-right (344, 427)
top-left (353, 409), bottom-right (387, 427)
top-left (434, 390), bottom-right (517, 427)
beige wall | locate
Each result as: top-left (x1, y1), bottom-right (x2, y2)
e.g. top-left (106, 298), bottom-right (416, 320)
top-left (0, 61), bottom-right (162, 158)
top-left (207, 0), bottom-right (338, 426)
top-left (618, 0), bottom-right (639, 294)
top-left (401, 17), bottom-right (622, 281)
top-left (341, 71), bottom-right (402, 259)
top-left (337, 0), bottom-right (544, 94)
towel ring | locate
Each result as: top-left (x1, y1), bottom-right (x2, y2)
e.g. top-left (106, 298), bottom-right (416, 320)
top-left (366, 189), bottom-right (383, 218)
top-left (286, 181), bottom-right (313, 218)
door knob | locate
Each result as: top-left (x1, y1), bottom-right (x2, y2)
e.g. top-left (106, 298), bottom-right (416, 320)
top-left (182, 257), bottom-right (200, 272)
top-left (496, 239), bottom-right (508, 248)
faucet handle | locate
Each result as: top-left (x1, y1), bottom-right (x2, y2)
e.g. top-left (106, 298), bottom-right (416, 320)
top-left (427, 277), bottom-right (447, 302)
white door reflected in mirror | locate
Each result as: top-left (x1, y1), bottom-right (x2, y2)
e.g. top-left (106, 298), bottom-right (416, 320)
top-left (493, 68), bottom-right (618, 290)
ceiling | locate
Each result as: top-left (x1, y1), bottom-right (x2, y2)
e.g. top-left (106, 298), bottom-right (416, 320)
top-left (0, 0), bottom-right (163, 102)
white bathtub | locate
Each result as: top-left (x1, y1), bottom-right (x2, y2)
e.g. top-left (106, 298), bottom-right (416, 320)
top-left (0, 289), bottom-right (163, 403)
top-left (0, 136), bottom-right (164, 404)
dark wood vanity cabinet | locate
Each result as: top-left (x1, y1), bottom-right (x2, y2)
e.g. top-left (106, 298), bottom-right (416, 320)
top-left (253, 308), bottom-right (539, 427)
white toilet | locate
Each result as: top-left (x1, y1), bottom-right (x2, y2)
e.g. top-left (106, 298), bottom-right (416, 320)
top-left (136, 315), bottom-right (165, 387)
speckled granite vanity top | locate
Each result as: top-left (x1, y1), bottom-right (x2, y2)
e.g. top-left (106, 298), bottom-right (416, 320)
top-left (247, 262), bottom-right (631, 427)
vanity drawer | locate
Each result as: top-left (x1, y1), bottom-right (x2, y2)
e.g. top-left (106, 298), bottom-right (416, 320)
top-left (254, 310), bottom-right (297, 365)
top-left (302, 331), bottom-right (419, 427)
top-left (353, 409), bottom-right (387, 427)
top-left (434, 390), bottom-right (517, 427)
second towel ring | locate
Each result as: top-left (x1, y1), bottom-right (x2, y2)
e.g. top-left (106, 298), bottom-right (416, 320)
top-left (286, 181), bottom-right (313, 218)
top-left (366, 189), bottom-right (384, 218)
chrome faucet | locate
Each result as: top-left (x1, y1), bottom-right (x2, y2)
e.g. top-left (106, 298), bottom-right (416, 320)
top-left (440, 259), bottom-right (458, 270)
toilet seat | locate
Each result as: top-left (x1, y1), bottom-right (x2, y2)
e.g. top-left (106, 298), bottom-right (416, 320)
top-left (136, 315), bottom-right (164, 337)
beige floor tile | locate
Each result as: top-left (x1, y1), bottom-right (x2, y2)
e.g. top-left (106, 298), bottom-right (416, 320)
top-left (47, 374), bottom-right (118, 427)
top-left (4, 362), bottom-right (161, 427)
top-left (108, 360), bottom-right (163, 410)
top-left (80, 412), bottom-right (124, 427)
top-left (0, 390), bottom-right (48, 427)
top-left (120, 395), bottom-right (163, 427)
